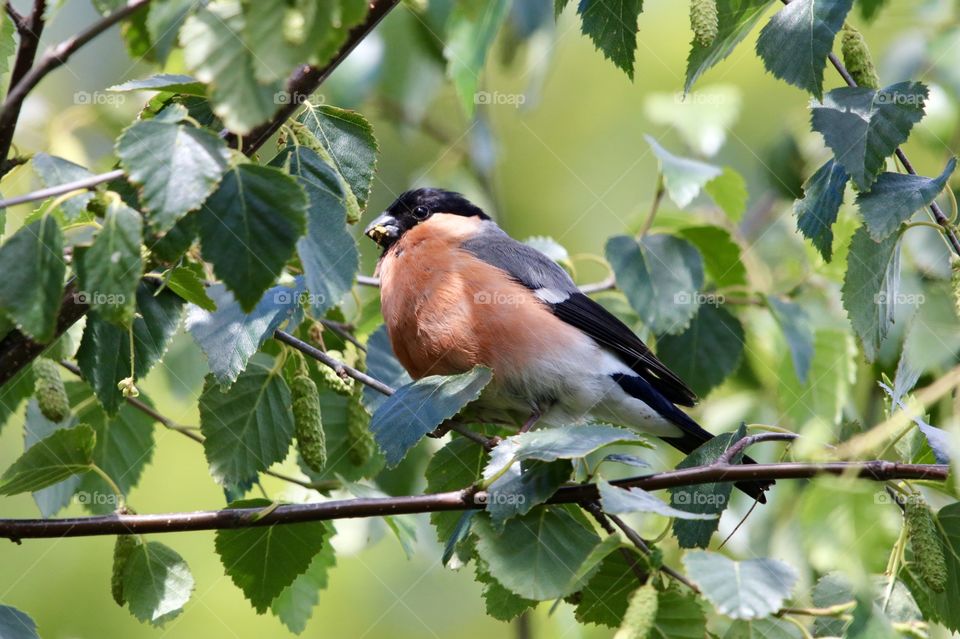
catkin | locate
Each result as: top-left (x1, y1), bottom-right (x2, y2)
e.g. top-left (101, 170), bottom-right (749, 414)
top-left (690, 0), bottom-right (718, 47)
top-left (292, 374), bottom-right (327, 472)
top-left (841, 25), bottom-right (880, 89)
top-left (111, 534), bottom-right (141, 606)
top-left (315, 354), bottom-right (354, 396)
top-left (33, 357), bottom-right (69, 422)
top-left (906, 496), bottom-right (947, 593)
top-left (345, 388), bottom-right (375, 466)
top-left (614, 584), bottom-right (659, 639)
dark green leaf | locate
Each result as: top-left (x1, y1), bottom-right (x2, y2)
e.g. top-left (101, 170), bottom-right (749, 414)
top-left (656, 303), bottom-right (744, 397)
top-left (24, 400), bottom-right (81, 517)
top-left (576, 0), bottom-right (644, 79)
top-left (270, 529), bottom-right (337, 634)
top-left (474, 559), bottom-right (536, 621)
top-left (705, 168), bottom-right (748, 220)
top-left (857, 157), bottom-right (957, 241)
top-left (794, 158), bottom-right (848, 261)
top-left (164, 263), bottom-right (216, 311)
top-left (811, 81), bottom-right (928, 190)
top-left (669, 423), bottom-right (746, 548)
top-left (216, 498), bottom-right (331, 613)
top-left (198, 163), bottom-right (307, 312)
top-left (768, 297), bottom-right (814, 383)
top-left (122, 541), bottom-right (194, 626)
top-left (32, 153), bottom-right (94, 220)
top-left (0, 605), bottom-right (39, 639)
top-left (0, 424), bottom-right (94, 495)
top-left (0, 216), bottom-right (65, 342)
top-left (599, 479), bottom-right (716, 519)
top-left (370, 367), bottom-right (491, 467)
top-left (677, 226), bottom-right (747, 289)
top-left (724, 618), bottom-right (804, 638)
top-left (682, 551), bottom-right (797, 619)
top-left (425, 437), bottom-right (488, 544)
top-left (108, 73), bottom-right (205, 96)
top-left (199, 354), bottom-right (295, 485)
top-left (487, 459), bottom-right (572, 527)
top-left (841, 226), bottom-right (900, 361)
top-left (575, 546), bottom-right (646, 627)
top-left (117, 118), bottom-right (230, 232)
top-left (755, 0), bottom-right (853, 98)
top-left (650, 588), bottom-right (708, 639)
top-left (685, 0), bottom-right (774, 93)
top-left (361, 325), bottom-right (412, 414)
top-left (0, 367), bottom-right (34, 434)
top-left (146, 0), bottom-right (196, 64)
top-left (75, 200), bottom-right (142, 325)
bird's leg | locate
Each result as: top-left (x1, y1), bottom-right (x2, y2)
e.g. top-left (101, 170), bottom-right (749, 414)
top-left (518, 409), bottom-right (542, 434)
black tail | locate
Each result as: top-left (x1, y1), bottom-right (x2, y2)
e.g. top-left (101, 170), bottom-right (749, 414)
top-left (612, 374), bottom-right (773, 503)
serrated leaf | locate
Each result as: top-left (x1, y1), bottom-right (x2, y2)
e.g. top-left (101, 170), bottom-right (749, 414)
top-left (705, 166), bottom-right (748, 219)
top-left (841, 226), bottom-right (900, 361)
top-left (76, 282), bottom-right (184, 414)
top-left (0, 367), bottom-right (34, 435)
top-left (678, 225), bottom-right (747, 289)
top-left (669, 423), bottom-right (746, 548)
top-left (271, 146), bottom-right (358, 315)
top-left (242, 1), bottom-right (339, 84)
top-left (575, 546), bottom-right (647, 627)
top-left (108, 73), bottom-right (206, 96)
top-left (146, 0), bottom-right (195, 64)
top-left (444, 0), bottom-right (511, 116)
top-left (0, 216), bottom-right (65, 342)
top-left (605, 233), bottom-right (705, 335)
top-left (199, 354), bottom-right (295, 485)
top-left (426, 437), bottom-right (488, 544)
top-left (186, 280), bottom-right (305, 386)
top-left (216, 498), bottom-right (330, 613)
top-left (117, 119), bottom-right (230, 232)
top-left (811, 81), bottom-right (928, 190)
top-left (370, 367), bottom-right (492, 467)
top-left (858, 157), bottom-right (957, 241)
top-left (685, 0), bottom-right (774, 93)
top-left (164, 264), bottom-right (216, 311)
top-left (0, 605), bottom-right (39, 639)
top-left (474, 506), bottom-right (602, 600)
top-left (576, 0), bottom-right (644, 79)
top-left (646, 136), bottom-right (722, 208)
top-left (724, 618), bottom-right (804, 638)
top-left (270, 530), bottom-right (337, 634)
top-left (656, 303), bottom-right (744, 397)
top-left (122, 541), bottom-right (194, 626)
top-left (683, 551), bottom-right (797, 619)
top-left (0, 424), bottom-right (94, 495)
top-left (474, 560), bottom-right (536, 621)
top-left (487, 459), bottom-right (572, 527)
top-left (197, 163), bottom-right (307, 312)
top-left (878, 381), bottom-right (951, 464)
top-left (32, 153), bottom-right (95, 220)
top-left (650, 588), bottom-right (708, 639)
top-left (794, 158), bottom-right (849, 261)
top-left (24, 401), bottom-right (82, 517)
top-left (75, 200), bottom-right (142, 325)
top-left (599, 479), bottom-right (717, 519)
top-left (767, 297), bottom-right (813, 383)
top-left (755, 0), bottom-right (853, 99)
top-left (361, 325), bottom-right (412, 414)
top-left (180, 0), bottom-right (282, 133)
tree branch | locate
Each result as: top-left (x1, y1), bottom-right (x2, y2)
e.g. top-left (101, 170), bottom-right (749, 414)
top-left (0, 168), bottom-right (123, 209)
top-left (0, 0), bottom-right (46, 172)
top-left (0, 461), bottom-right (946, 541)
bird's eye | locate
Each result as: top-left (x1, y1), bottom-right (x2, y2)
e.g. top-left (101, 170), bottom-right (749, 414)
top-left (412, 205), bottom-right (429, 220)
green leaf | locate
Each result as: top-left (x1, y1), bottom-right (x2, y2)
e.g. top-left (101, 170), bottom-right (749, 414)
top-left (841, 226), bottom-right (901, 361)
top-left (669, 423), bottom-right (746, 548)
top-left (656, 303), bottom-right (744, 397)
top-left (705, 167), bottom-right (748, 220)
top-left (646, 136), bottom-right (722, 208)
top-left (755, 0), bottom-right (853, 99)
top-left (767, 297), bottom-right (813, 383)
top-left (197, 163), bottom-right (307, 312)
top-left (199, 354), bottom-right (295, 485)
top-left (474, 506), bottom-right (602, 600)
top-left (0, 13), bottom-right (16, 96)
top-left (270, 530), bottom-right (337, 634)
top-left (0, 367), bottom-right (34, 434)
top-left (108, 73), bottom-right (206, 96)
top-left (0, 216), bottom-right (65, 342)
top-left (777, 329), bottom-right (854, 429)
top-left (361, 325), bottom-right (412, 414)
top-left (679, 225), bottom-right (747, 288)
top-left (146, 0), bottom-right (196, 64)
top-left (487, 459), bottom-right (572, 527)
top-left (576, 0), bottom-right (644, 79)
top-left (369, 367), bottom-right (492, 467)
top-left (811, 81), bottom-right (928, 190)
top-left (474, 560), bottom-right (536, 621)
top-left (32, 153), bottom-right (95, 220)
top-left (574, 546), bottom-right (647, 627)
top-left (649, 588), bottom-right (708, 639)
top-left (117, 119), bottom-right (230, 232)
top-left (645, 86), bottom-right (741, 157)
top-left (794, 158), bottom-right (849, 261)
top-left (24, 401), bottom-right (82, 517)
top-left (297, 105), bottom-right (379, 215)
top-left (444, 0), bottom-right (511, 116)
top-left (685, 0), bottom-right (774, 93)
top-left (605, 233), bottom-right (705, 335)
top-left (76, 282), bottom-right (184, 414)
top-left (164, 263), bottom-right (216, 311)
top-left (0, 605), bottom-right (39, 639)
top-left (186, 280), bottom-right (305, 385)
top-left (75, 200), bottom-right (142, 325)
top-left (857, 157), bottom-right (957, 241)
top-left (598, 478), bottom-right (717, 519)
top-left (0, 424), bottom-right (94, 495)
top-left (725, 618), bottom-right (804, 638)
top-left (122, 541), bottom-right (194, 626)
top-left (271, 146), bottom-right (359, 314)
top-left (216, 498), bottom-right (330, 613)
top-left (180, 0), bottom-right (282, 134)
top-left (682, 551), bottom-right (797, 619)
top-left (425, 437), bottom-right (488, 544)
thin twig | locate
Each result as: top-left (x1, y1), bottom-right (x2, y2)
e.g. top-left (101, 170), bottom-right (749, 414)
top-left (0, 169), bottom-right (123, 210)
top-left (605, 512), bottom-right (699, 592)
top-left (715, 432), bottom-right (797, 465)
top-left (582, 501), bottom-right (650, 583)
top-left (0, 0), bottom-right (46, 173)
top-left (275, 329), bottom-right (393, 395)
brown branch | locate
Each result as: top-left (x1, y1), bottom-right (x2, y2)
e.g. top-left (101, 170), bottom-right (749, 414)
top-left (0, 0), bottom-right (45, 172)
top-left (0, 168), bottom-right (123, 209)
top-left (0, 461), bottom-right (946, 541)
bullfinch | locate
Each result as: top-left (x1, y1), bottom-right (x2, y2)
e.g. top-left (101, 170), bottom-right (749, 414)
top-left (365, 188), bottom-right (771, 502)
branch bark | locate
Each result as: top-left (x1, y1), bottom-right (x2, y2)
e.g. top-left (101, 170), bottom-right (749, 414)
top-left (0, 0), bottom-right (46, 172)
top-left (0, 461), bottom-right (946, 541)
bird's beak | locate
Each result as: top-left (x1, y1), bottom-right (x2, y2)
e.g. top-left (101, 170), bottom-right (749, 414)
top-left (364, 213), bottom-right (400, 246)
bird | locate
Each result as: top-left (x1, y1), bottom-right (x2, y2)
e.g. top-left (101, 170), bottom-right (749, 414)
top-left (364, 188), bottom-right (771, 502)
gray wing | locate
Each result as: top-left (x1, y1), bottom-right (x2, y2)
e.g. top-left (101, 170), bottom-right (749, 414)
top-left (460, 222), bottom-right (697, 406)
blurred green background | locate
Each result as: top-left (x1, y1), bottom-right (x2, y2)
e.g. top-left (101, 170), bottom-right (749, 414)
top-left (1, 0), bottom-right (958, 636)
